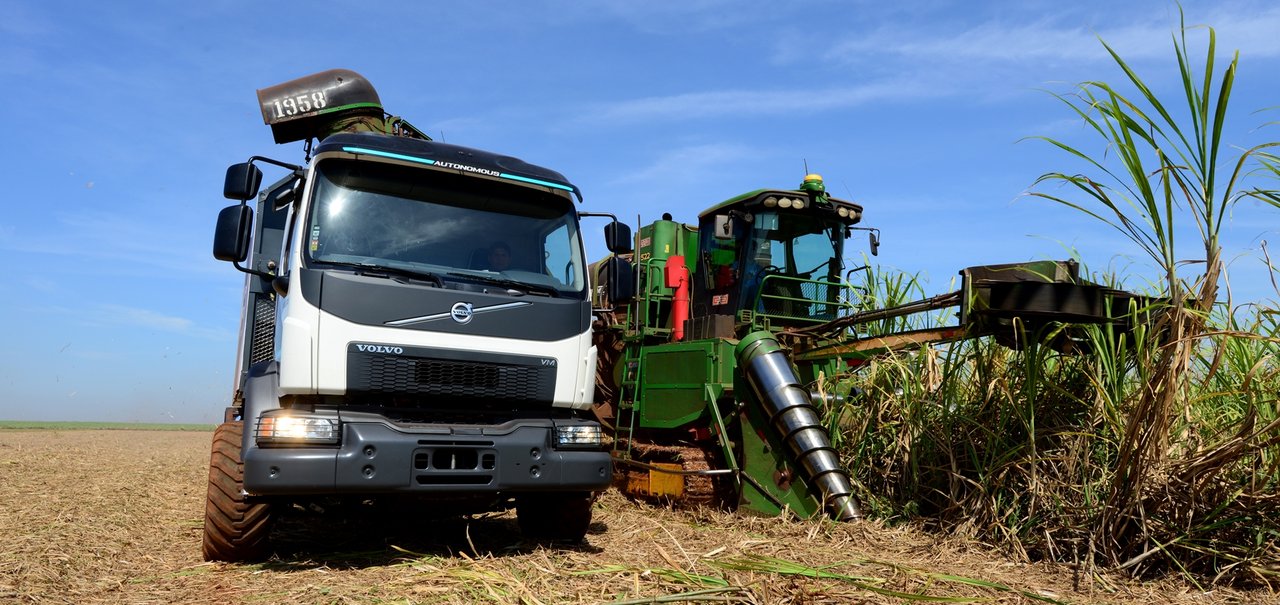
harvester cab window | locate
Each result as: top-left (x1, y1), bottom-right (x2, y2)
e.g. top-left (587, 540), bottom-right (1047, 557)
top-left (791, 228), bottom-right (842, 280)
top-left (700, 214), bottom-right (746, 292)
top-left (740, 212), bottom-right (846, 320)
top-left (752, 240), bottom-right (775, 269)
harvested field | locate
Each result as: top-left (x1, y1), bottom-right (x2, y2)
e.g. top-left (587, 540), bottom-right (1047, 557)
top-left (0, 429), bottom-right (1267, 604)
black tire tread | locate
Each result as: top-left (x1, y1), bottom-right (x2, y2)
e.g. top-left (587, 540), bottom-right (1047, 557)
top-left (201, 422), bottom-right (273, 562)
top-left (516, 492), bottom-right (594, 542)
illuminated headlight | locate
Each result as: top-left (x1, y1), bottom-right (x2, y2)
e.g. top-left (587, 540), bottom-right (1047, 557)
top-left (778, 197), bottom-right (793, 209)
top-left (763, 196), bottom-right (778, 208)
top-left (837, 207), bottom-right (849, 218)
top-left (256, 413), bottom-right (339, 445)
top-left (555, 424), bottom-right (604, 449)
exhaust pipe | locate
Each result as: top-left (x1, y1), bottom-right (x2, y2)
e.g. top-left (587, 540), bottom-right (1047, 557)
top-left (736, 331), bottom-right (863, 521)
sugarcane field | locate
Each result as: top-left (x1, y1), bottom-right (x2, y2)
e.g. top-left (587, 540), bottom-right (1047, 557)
top-left (1, 427), bottom-right (1272, 604)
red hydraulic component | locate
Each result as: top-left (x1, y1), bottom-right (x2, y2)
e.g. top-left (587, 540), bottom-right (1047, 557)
top-left (664, 255), bottom-right (690, 341)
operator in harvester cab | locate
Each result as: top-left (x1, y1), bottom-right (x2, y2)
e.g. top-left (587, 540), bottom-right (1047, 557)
top-left (737, 237), bottom-right (775, 313)
top-left (486, 241), bottom-right (512, 272)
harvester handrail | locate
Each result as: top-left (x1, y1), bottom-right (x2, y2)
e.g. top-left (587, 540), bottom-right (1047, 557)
top-left (753, 273), bottom-right (857, 327)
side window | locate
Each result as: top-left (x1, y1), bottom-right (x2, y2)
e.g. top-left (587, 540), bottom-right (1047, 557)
top-left (789, 231), bottom-right (837, 279)
top-left (542, 223), bottom-right (573, 286)
top-left (278, 182), bottom-right (302, 276)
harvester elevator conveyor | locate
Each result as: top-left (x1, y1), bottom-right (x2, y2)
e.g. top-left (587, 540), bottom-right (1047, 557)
top-left (791, 259), bottom-right (1152, 363)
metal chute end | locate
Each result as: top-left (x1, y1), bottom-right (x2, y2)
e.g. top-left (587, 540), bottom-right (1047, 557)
top-left (736, 331), bottom-right (863, 522)
top-left (255, 69), bottom-right (385, 144)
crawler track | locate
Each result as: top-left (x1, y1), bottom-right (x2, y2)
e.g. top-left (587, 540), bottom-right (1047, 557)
top-left (615, 441), bottom-right (733, 509)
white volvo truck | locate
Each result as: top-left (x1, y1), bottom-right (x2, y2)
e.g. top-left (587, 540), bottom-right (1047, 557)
top-left (204, 69), bottom-right (633, 561)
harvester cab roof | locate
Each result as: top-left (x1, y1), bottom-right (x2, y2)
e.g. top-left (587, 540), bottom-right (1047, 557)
top-left (698, 174), bottom-right (864, 225)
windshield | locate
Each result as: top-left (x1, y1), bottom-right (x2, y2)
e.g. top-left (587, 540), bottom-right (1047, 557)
top-left (745, 212), bottom-right (844, 280)
top-left (739, 211), bottom-right (848, 322)
top-left (305, 158), bottom-right (586, 296)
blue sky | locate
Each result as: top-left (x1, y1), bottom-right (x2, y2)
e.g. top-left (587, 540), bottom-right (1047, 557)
top-left (1, 0), bottom-right (1277, 423)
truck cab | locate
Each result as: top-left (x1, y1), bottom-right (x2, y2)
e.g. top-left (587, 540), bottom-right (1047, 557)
top-left (204, 70), bottom-right (627, 561)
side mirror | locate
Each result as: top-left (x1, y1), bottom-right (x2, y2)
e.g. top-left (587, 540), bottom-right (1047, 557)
top-left (213, 205), bottom-right (254, 262)
top-left (605, 255), bottom-right (635, 304)
top-left (224, 163), bottom-right (264, 201)
top-left (605, 221), bottom-right (633, 254)
top-left (271, 274), bottom-right (290, 297)
top-left (270, 177), bottom-right (302, 211)
top-left (713, 215), bottom-right (733, 240)
top-left (869, 231), bottom-right (880, 257)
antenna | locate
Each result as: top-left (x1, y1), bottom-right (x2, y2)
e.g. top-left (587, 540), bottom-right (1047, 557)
top-left (803, 158), bottom-right (810, 175)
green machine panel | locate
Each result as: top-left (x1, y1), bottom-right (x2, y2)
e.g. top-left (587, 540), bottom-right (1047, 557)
top-left (636, 220), bottom-right (700, 296)
top-left (637, 339), bottom-right (735, 429)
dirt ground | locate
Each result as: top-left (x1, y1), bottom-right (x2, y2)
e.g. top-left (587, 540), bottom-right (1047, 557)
top-left (0, 429), bottom-right (1269, 604)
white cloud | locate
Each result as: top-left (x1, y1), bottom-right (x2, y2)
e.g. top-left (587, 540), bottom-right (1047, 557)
top-left (99, 304), bottom-right (193, 332)
top-left (754, 2), bottom-right (1280, 114)
top-left (572, 4), bottom-right (1280, 129)
top-left (88, 304), bottom-right (233, 341)
top-left (1197, 7), bottom-right (1280, 59)
top-left (818, 20), bottom-right (1166, 67)
top-left (807, 5), bottom-right (1280, 69)
top-left (546, 0), bottom-right (779, 34)
top-left (1023, 117), bottom-right (1097, 141)
top-left (608, 143), bottom-right (759, 187)
top-left (0, 209), bottom-right (222, 278)
top-left (580, 78), bottom-right (934, 124)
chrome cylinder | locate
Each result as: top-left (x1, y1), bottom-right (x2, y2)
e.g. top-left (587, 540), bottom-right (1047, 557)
top-left (736, 332), bottom-right (863, 521)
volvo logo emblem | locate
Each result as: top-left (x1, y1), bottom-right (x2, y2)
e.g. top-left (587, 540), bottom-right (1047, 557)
top-left (385, 301), bottom-right (531, 327)
top-left (450, 302), bottom-right (474, 324)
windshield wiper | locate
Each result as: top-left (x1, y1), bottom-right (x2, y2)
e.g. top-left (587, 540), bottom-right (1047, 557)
top-left (445, 272), bottom-right (560, 297)
top-left (320, 261), bottom-right (444, 288)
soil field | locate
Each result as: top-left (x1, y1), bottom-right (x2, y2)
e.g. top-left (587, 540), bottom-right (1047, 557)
top-left (0, 429), bottom-right (1267, 604)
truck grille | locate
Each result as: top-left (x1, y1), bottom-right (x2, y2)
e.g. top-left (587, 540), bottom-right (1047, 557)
top-left (416, 359), bottom-right (501, 390)
top-left (347, 345), bottom-right (556, 404)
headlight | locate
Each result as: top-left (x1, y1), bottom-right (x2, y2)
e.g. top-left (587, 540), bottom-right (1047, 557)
top-left (256, 413), bottom-right (340, 445)
top-left (837, 207), bottom-right (849, 218)
top-left (555, 424), bottom-right (604, 449)
top-left (778, 197), bottom-right (793, 209)
top-left (763, 196), bottom-right (778, 208)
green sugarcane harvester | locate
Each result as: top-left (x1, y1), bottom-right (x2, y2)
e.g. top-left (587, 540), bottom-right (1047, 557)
top-left (590, 175), bottom-right (1150, 521)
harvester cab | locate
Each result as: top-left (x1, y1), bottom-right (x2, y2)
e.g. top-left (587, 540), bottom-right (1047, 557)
top-left (615, 174), bottom-right (866, 342)
top-left (692, 174), bottom-right (865, 336)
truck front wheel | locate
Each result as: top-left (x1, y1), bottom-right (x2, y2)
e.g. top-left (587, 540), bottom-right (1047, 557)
top-left (515, 492), bottom-right (594, 542)
top-left (202, 421), bottom-right (273, 561)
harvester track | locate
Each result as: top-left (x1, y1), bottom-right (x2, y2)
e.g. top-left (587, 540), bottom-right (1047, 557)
top-left (614, 441), bottom-right (733, 510)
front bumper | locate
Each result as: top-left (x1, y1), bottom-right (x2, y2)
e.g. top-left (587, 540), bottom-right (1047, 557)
top-left (242, 417), bottom-right (612, 496)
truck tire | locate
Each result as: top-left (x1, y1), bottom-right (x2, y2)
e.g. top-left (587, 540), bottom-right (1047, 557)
top-left (202, 421), bottom-right (273, 562)
top-left (516, 492), bottom-right (593, 542)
